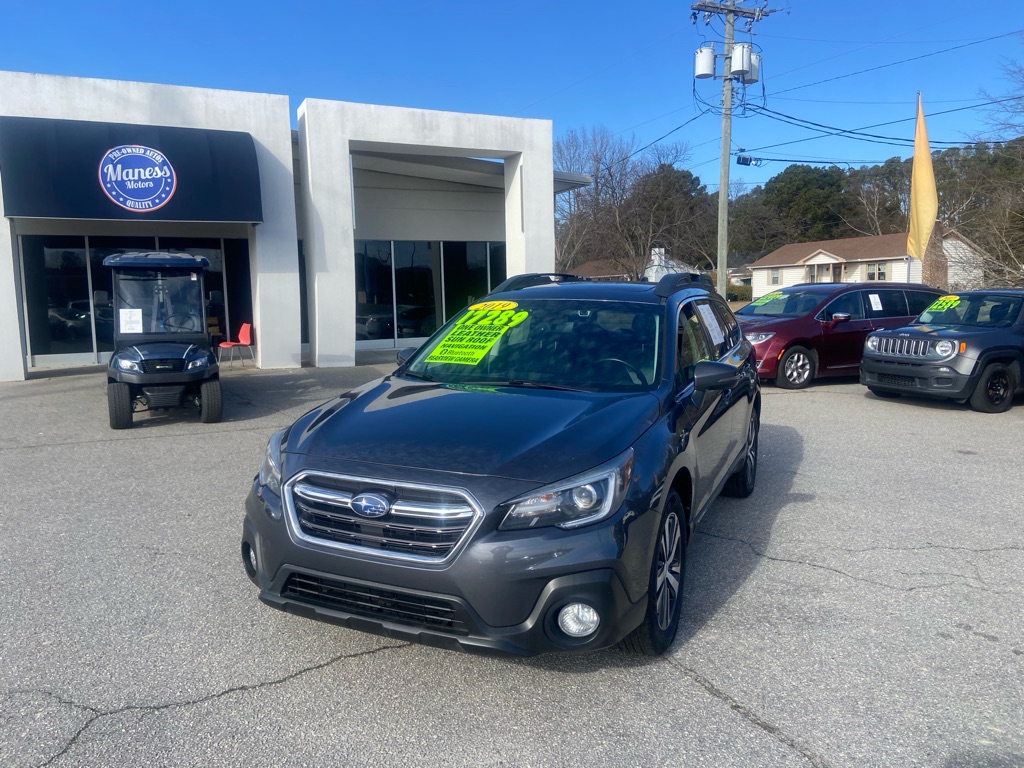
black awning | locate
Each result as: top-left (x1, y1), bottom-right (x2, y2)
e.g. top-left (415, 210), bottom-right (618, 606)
top-left (0, 116), bottom-right (263, 222)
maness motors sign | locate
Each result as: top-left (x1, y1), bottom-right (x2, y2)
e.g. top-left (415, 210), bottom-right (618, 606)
top-left (98, 145), bottom-right (177, 212)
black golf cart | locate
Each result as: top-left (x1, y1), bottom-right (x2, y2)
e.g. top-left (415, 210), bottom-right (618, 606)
top-left (103, 252), bottom-right (222, 429)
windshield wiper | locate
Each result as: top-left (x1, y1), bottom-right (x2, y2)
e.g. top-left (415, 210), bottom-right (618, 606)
top-left (472, 379), bottom-right (593, 392)
top-left (399, 370), bottom-right (441, 383)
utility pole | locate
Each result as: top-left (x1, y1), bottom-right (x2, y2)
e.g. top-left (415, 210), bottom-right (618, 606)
top-left (691, 1), bottom-right (778, 296)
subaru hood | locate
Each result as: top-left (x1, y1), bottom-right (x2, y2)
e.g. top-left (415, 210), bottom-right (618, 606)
top-left (283, 376), bottom-right (661, 483)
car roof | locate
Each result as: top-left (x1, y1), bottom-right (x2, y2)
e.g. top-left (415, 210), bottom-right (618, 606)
top-left (488, 273), bottom-right (717, 305)
top-left (944, 288), bottom-right (1024, 297)
top-left (785, 282), bottom-right (940, 292)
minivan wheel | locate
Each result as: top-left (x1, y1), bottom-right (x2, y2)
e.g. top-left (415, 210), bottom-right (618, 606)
top-left (618, 492), bottom-right (686, 656)
top-left (723, 406), bottom-right (759, 498)
top-left (776, 346), bottom-right (815, 389)
top-left (969, 363), bottom-right (1016, 414)
top-left (108, 382), bottom-right (133, 430)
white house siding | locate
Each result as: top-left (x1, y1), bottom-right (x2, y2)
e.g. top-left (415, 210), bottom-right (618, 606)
top-left (0, 70), bottom-right (299, 381)
top-left (751, 265), bottom-right (805, 298)
top-left (944, 239), bottom-right (984, 290)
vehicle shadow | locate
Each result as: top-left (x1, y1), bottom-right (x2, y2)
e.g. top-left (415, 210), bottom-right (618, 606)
top-left (519, 422), bottom-right (805, 672)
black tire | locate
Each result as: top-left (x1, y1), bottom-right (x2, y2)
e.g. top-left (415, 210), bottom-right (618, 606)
top-left (200, 379), bottom-right (223, 423)
top-left (108, 382), bottom-right (133, 430)
top-left (776, 346), bottom-right (815, 389)
top-left (868, 387), bottom-right (901, 399)
top-left (969, 363), bottom-right (1016, 414)
top-left (723, 405), bottom-right (759, 498)
top-left (619, 492), bottom-right (686, 656)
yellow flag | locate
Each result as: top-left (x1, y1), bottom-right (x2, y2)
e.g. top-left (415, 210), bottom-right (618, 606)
top-left (906, 93), bottom-right (938, 260)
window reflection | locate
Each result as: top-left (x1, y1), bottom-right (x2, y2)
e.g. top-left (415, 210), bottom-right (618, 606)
top-left (355, 240), bottom-right (394, 340)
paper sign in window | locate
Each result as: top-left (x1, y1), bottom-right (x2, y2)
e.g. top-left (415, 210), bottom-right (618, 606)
top-left (868, 293), bottom-right (883, 312)
top-left (696, 303), bottom-right (725, 346)
top-left (119, 308), bottom-right (143, 334)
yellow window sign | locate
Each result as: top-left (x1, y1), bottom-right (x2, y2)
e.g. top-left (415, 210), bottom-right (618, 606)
top-left (425, 303), bottom-right (529, 365)
top-left (751, 291), bottom-right (783, 306)
top-left (927, 295), bottom-right (961, 313)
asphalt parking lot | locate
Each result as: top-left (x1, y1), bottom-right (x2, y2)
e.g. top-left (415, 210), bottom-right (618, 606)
top-left (1, 364), bottom-right (1021, 768)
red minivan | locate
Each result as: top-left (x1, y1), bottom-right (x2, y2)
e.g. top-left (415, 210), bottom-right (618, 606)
top-left (735, 283), bottom-right (942, 388)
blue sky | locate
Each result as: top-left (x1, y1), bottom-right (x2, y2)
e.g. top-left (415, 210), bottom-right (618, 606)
top-left (2, 0), bottom-right (1021, 192)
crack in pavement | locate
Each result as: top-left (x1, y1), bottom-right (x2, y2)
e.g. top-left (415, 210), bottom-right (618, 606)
top-left (11, 641), bottom-right (411, 767)
top-left (669, 659), bottom-right (832, 768)
top-left (839, 544), bottom-right (1023, 555)
top-left (697, 531), bottom-right (992, 593)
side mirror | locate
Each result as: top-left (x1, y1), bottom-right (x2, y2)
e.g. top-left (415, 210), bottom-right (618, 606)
top-left (396, 347), bottom-right (417, 366)
top-left (693, 360), bottom-right (741, 391)
top-left (828, 312), bottom-right (851, 327)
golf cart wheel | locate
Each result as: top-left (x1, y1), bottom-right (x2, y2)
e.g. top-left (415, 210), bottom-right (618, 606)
top-left (108, 382), bottom-right (133, 429)
top-left (200, 379), bottom-right (223, 423)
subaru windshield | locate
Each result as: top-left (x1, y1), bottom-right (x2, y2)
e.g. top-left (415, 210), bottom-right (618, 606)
top-left (115, 270), bottom-right (204, 334)
top-left (401, 299), bottom-right (661, 392)
top-left (915, 293), bottom-right (1023, 328)
top-left (735, 289), bottom-right (824, 318)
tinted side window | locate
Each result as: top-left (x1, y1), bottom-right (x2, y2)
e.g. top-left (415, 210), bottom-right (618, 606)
top-left (865, 289), bottom-right (908, 319)
top-left (906, 290), bottom-right (939, 315)
top-left (676, 302), bottom-right (714, 387)
top-left (694, 300), bottom-right (730, 358)
top-left (821, 291), bottom-right (865, 321)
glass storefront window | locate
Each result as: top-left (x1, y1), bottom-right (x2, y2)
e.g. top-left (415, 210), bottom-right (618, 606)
top-left (355, 240), bottom-right (394, 341)
top-left (354, 239), bottom-right (506, 345)
top-left (394, 241), bottom-right (440, 340)
top-left (21, 235), bottom-right (91, 357)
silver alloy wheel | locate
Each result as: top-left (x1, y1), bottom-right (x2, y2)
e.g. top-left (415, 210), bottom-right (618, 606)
top-left (742, 413), bottom-right (758, 485)
top-left (785, 350), bottom-right (812, 385)
top-left (655, 512), bottom-right (683, 631)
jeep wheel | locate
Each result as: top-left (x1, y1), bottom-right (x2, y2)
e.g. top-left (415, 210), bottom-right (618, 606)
top-left (969, 363), bottom-right (1016, 414)
top-left (200, 379), bottom-right (223, 423)
top-left (776, 346), bottom-right (815, 389)
top-left (108, 382), bottom-right (133, 430)
top-left (619, 492), bottom-right (686, 656)
top-left (723, 405), bottom-right (759, 498)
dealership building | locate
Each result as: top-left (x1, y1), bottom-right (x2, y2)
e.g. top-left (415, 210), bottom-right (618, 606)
top-left (0, 70), bottom-right (586, 382)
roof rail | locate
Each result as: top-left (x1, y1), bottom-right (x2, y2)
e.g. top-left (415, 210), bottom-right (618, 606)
top-left (489, 273), bottom-right (589, 293)
top-left (102, 251), bottom-right (211, 270)
top-left (653, 272), bottom-right (714, 298)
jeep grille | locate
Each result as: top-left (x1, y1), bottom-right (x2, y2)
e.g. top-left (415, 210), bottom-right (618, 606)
top-left (285, 472), bottom-right (481, 563)
top-left (875, 337), bottom-right (931, 357)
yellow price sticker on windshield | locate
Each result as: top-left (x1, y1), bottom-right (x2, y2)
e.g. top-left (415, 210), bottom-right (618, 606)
top-left (751, 291), bottom-right (783, 306)
top-left (927, 295), bottom-right (961, 312)
top-left (425, 305), bottom-right (530, 365)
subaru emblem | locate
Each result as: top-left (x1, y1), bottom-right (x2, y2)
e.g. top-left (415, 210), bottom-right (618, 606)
top-left (350, 492), bottom-right (391, 518)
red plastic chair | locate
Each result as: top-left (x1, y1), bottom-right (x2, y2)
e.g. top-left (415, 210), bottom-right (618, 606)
top-left (218, 322), bottom-right (255, 368)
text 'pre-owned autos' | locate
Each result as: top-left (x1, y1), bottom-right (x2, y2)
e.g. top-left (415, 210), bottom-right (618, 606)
top-left (242, 273), bottom-right (761, 656)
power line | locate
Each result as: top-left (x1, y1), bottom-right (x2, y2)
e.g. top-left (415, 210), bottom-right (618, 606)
top-left (773, 28), bottom-right (1024, 95)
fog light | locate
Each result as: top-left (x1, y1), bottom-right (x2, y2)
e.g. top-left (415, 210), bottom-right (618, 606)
top-left (557, 603), bottom-right (600, 638)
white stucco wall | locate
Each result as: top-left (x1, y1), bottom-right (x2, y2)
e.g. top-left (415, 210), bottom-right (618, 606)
top-left (297, 99), bottom-right (555, 368)
top-left (0, 70), bottom-right (300, 381)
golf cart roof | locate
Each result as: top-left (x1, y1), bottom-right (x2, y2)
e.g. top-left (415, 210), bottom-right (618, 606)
top-left (102, 251), bottom-right (210, 270)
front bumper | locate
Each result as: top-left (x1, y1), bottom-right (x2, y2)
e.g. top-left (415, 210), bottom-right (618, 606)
top-left (751, 339), bottom-right (782, 379)
top-left (241, 483), bottom-right (651, 656)
top-left (860, 354), bottom-right (978, 400)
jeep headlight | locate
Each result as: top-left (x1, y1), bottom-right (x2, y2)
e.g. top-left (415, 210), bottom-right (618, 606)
top-left (866, 336), bottom-right (880, 352)
top-left (934, 339), bottom-right (955, 357)
top-left (745, 331), bottom-right (775, 344)
top-left (499, 449), bottom-right (634, 531)
top-left (258, 429), bottom-right (286, 498)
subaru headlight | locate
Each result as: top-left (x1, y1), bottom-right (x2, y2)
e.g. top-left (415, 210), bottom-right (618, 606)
top-left (745, 331), bottom-right (775, 344)
top-left (116, 357), bottom-right (141, 372)
top-left (499, 448), bottom-right (634, 531)
top-left (933, 339), bottom-right (955, 357)
top-left (258, 429), bottom-right (286, 498)
top-left (866, 336), bottom-right (880, 352)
